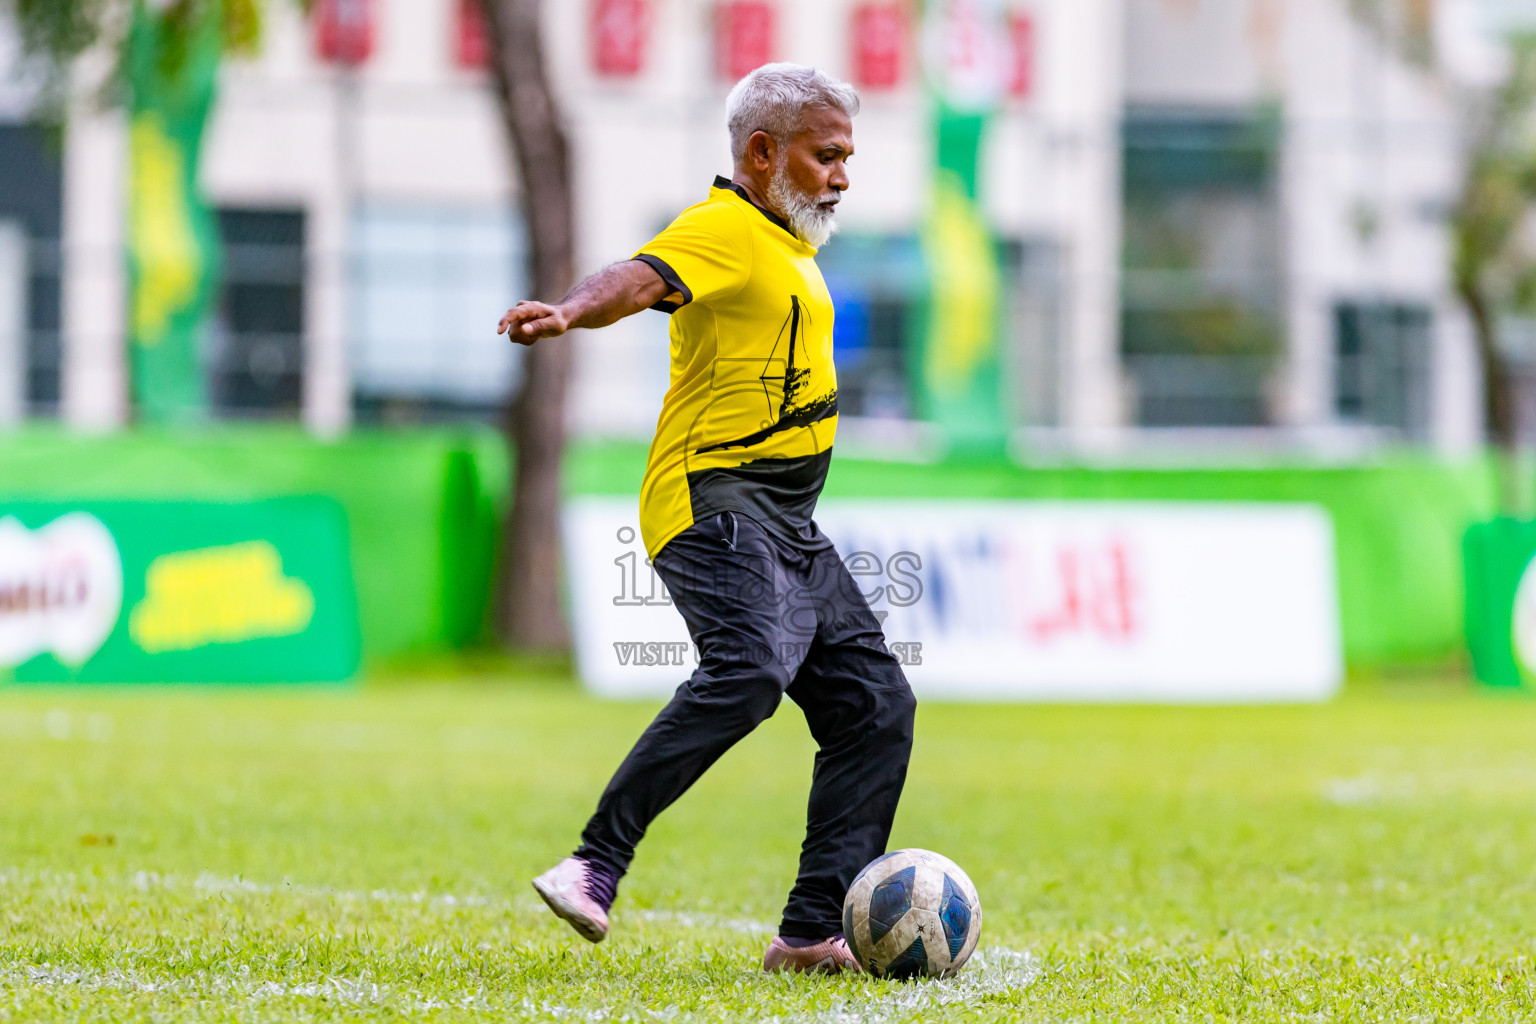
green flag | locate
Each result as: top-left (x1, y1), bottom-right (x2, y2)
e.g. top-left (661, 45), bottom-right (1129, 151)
top-left (127, 0), bottom-right (224, 423)
top-left (918, 0), bottom-right (1007, 451)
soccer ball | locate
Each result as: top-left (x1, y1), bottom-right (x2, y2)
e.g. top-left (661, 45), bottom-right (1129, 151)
top-left (841, 848), bottom-right (982, 979)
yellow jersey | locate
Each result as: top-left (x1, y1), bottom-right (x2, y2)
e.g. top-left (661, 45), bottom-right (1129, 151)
top-left (633, 177), bottom-right (839, 559)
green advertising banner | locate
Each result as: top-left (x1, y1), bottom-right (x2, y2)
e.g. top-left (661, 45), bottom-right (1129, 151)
top-left (0, 499), bottom-right (360, 683)
top-left (918, 0), bottom-right (1007, 450)
top-left (1464, 518), bottom-right (1536, 690)
top-left (127, 0), bottom-right (225, 423)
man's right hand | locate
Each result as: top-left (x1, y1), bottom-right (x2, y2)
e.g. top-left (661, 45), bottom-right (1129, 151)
top-left (497, 259), bottom-right (672, 344)
top-left (498, 301), bottom-right (571, 345)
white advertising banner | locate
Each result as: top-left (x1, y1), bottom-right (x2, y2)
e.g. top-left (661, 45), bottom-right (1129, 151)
top-left (564, 498), bottom-right (1343, 703)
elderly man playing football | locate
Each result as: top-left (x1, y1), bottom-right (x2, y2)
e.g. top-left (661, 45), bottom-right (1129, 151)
top-left (499, 63), bottom-right (916, 975)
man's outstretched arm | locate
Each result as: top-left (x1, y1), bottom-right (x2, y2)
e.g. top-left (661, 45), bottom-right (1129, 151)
top-left (497, 260), bottom-right (673, 346)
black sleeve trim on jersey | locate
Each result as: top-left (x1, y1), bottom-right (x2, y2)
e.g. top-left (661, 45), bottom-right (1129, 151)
top-left (634, 254), bottom-right (692, 313)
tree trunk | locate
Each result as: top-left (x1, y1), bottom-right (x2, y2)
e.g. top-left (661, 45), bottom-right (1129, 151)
top-left (1460, 276), bottom-right (1528, 513)
top-left (1463, 281), bottom-right (1515, 448)
top-left (480, 0), bottom-right (575, 650)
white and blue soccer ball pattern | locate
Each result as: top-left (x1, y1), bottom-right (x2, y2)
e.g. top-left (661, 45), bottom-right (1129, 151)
top-left (841, 848), bottom-right (982, 979)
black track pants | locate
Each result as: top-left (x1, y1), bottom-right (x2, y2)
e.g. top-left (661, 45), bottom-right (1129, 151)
top-left (574, 510), bottom-right (916, 938)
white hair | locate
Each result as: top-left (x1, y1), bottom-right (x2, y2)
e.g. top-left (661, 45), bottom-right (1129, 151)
top-left (725, 63), bottom-right (860, 165)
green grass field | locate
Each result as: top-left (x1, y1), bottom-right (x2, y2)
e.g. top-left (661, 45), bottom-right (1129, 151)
top-left (4, 675), bottom-right (1536, 1021)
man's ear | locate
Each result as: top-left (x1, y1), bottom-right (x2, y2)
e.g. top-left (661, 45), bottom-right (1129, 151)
top-left (747, 130), bottom-right (777, 173)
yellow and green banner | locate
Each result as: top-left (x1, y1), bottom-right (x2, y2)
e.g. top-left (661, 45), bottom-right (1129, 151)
top-left (0, 498), bottom-right (360, 683)
top-left (127, 0), bottom-right (225, 422)
top-left (918, 0), bottom-right (1007, 450)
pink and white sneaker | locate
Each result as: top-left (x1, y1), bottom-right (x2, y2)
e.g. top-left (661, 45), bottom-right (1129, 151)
top-left (532, 857), bottom-right (611, 943)
top-left (762, 934), bottom-right (862, 974)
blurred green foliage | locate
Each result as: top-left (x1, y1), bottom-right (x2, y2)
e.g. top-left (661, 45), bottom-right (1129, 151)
top-left (1346, 0), bottom-right (1437, 68)
top-left (1453, 35), bottom-right (1536, 327)
top-left (8, 0), bottom-right (111, 64)
top-left (3, 0), bottom-right (279, 113)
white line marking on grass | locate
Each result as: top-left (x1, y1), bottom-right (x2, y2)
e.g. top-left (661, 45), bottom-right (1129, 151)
top-left (10, 864), bottom-right (1043, 1020)
top-left (516, 1001), bottom-right (655, 1022)
top-left (16, 865), bottom-right (777, 936)
top-left (23, 965), bottom-right (170, 994)
top-left (0, 709), bottom-right (114, 742)
top-left (775, 948), bottom-right (1040, 1024)
top-left (632, 909), bottom-right (776, 935)
top-left (6, 866), bottom-right (788, 938)
top-left (1321, 774), bottom-right (1416, 805)
top-left (10, 952), bottom-right (1039, 1022)
top-left (11, 866), bottom-right (787, 944)
top-left (11, 964), bottom-right (491, 1012)
top-left (6, 902), bottom-right (1037, 1022)
top-left (187, 871), bottom-right (498, 909)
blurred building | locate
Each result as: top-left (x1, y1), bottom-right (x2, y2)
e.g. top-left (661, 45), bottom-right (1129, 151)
top-left (0, 0), bottom-right (1522, 454)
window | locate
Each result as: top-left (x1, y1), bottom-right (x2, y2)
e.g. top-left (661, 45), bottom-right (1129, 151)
top-left (350, 204), bottom-right (523, 421)
top-left (816, 233), bottom-right (924, 420)
top-left (0, 124), bottom-right (63, 415)
top-left (1333, 301), bottom-right (1430, 436)
top-left (1011, 240), bottom-right (1064, 428)
top-left (1121, 108), bottom-right (1284, 427)
top-left (817, 233), bottom-right (1048, 426)
top-left (213, 208), bottom-right (305, 415)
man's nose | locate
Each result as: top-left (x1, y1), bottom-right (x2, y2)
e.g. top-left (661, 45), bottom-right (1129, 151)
top-left (829, 162), bottom-right (850, 191)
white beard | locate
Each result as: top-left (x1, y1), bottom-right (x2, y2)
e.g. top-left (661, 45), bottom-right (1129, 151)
top-left (767, 163), bottom-right (840, 249)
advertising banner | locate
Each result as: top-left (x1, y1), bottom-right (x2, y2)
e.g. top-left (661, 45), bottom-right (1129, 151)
top-left (455, 0), bottom-right (490, 69)
top-left (0, 499), bottom-right (360, 683)
top-left (565, 498), bottom-right (1343, 702)
top-left (315, 0), bottom-right (376, 64)
top-left (127, 0), bottom-right (225, 423)
top-left (715, 1), bottom-right (776, 80)
top-left (851, 3), bottom-right (907, 89)
top-left (1463, 518), bottom-right (1536, 689)
top-left (592, 0), bottom-right (651, 76)
top-left (918, 0), bottom-right (1009, 449)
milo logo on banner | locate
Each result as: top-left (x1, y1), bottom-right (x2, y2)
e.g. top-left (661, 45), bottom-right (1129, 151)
top-left (0, 514), bottom-right (123, 669)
